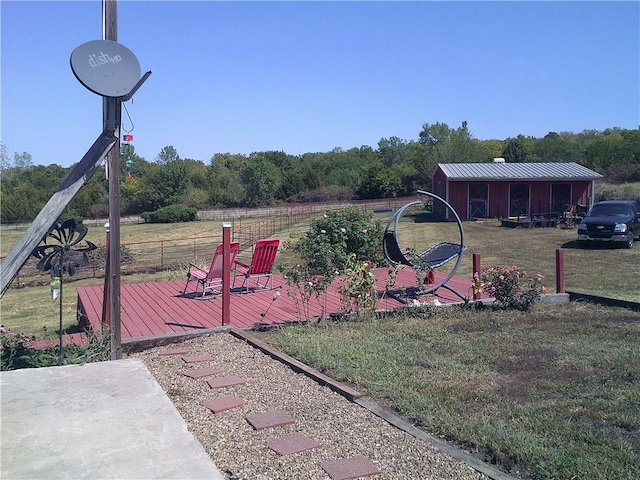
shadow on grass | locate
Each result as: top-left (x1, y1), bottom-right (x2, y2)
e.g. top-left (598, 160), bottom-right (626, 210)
top-left (65, 323), bottom-right (87, 335)
top-left (561, 240), bottom-right (622, 250)
top-left (406, 212), bottom-right (447, 223)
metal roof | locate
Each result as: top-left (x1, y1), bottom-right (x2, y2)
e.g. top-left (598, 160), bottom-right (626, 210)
top-left (437, 162), bottom-right (602, 181)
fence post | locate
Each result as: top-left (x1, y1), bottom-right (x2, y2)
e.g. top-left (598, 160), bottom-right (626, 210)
top-left (556, 249), bottom-right (565, 293)
top-left (472, 253), bottom-right (481, 300)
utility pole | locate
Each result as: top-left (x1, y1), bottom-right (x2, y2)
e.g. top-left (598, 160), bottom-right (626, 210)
top-left (103, 0), bottom-right (122, 360)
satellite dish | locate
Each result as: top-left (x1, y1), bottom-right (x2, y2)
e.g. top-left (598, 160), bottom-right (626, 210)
top-left (70, 39), bottom-right (141, 98)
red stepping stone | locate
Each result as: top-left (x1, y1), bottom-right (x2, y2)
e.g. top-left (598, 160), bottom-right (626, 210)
top-left (182, 355), bottom-right (215, 363)
top-left (158, 347), bottom-right (189, 356)
top-left (201, 396), bottom-right (247, 414)
top-left (207, 375), bottom-right (246, 389)
top-left (182, 367), bottom-right (221, 379)
top-left (266, 432), bottom-right (322, 456)
top-left (320, 456), bottom-right (381, 480)
top-left (245, 410), bottom-right (296, 430)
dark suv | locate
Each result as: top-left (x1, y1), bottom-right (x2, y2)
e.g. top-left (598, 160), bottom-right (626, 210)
top-left (577, 200), bottom-right (640, 249)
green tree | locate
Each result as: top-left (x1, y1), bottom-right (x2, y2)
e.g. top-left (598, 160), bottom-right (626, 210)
top-left (0, 143), bottom-right (9, 171)
top-left (256, 151), bottom-right (306, 200)
top-left (120, 143), bottom-right (146, 179)
top-left (208, 153), bottom-right (248, 206)
top-left (502, 135), bottom-right (531, 163)
top-left (123, 158), bottom-right (190, 213)
top-left (414, 121), bottom-right (470, 189)
top-left (240, 157), bottom-right (282, 207)
top-left (323, 147), bottom-right (367, 187)
top-left (378, 136), bottom-right (411, 167)
top-left (533, 131), bottom-right (581, 163)
top-left (156, 145), bottom-right (180, 164)
top-left (67, 181), bottom-right (107, 218)
top-left (356, 162), bottom-right (401, 199)
top-left (480, 139), bottom-right (505, 160)
top-left (13, 151), bottom-right (33, 170)
top-left (419, 122), bottom-right (453, 146)
top-left (159, 160), bottom-right (190, 205)
top-left (0, 164), bottom-right (67, 222)
top-left (122, 173), bottom-right (163, 213)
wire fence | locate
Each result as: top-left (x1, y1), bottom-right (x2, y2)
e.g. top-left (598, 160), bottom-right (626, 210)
top-left (4, 197), bottom-right (410, 289)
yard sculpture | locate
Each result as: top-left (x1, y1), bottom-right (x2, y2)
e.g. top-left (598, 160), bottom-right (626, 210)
top-left (383, 190), bottom-right (467, 301)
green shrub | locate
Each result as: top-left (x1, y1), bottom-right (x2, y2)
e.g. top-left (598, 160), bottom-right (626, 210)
top-left (289, 207), bottom-right (384, 275)
top-left (1, 326), bottom-right (110, 370)
top-left (141, 204), bottom-right (198, 223)
top-left (57, 211), bottom-right (84, 225)
top-left (279, 207), bottom-right (384, 321)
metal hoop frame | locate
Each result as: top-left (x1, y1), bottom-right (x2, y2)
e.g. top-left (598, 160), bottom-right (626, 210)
top-left (383, 190), bottom-right (467, 300)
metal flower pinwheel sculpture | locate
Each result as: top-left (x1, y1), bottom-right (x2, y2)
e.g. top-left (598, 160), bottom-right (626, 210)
top-left (31, 219), bottom-right (97, 365)
top-left (32, 219), bottom-right (97, 278)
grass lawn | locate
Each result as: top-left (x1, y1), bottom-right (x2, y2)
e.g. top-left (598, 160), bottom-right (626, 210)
top-left (394, 212), bottom-right (639, 303)
top-left (2, 209), bottom-right (639, 478)
top-left (1, 211), bottom-right (638, 339)
top-left (263, 302), bottom-right (640, 480)
top-left (0, 219), bottom-right (264, 339)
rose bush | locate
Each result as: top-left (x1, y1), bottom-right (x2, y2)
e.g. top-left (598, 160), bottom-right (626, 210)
top-left (279, 207), bottom-right (383, 321)
top-left (337, 253), bottom-right (378, 320)
top-left (479, 265), bottom-right (546, 311)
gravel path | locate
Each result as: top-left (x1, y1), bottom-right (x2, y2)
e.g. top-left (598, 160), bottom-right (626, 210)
top-left (131, 333), bottom-right (490, 480)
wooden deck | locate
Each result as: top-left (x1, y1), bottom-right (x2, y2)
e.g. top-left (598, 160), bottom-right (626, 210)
top-left (77, 267), bottom-right (480, 341)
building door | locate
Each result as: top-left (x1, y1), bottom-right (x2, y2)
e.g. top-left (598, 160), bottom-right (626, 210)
top-left (551, 183), bottom-right (571, 216)
top-left (468, 184), bottom-right (489, 218)
top-left (509, 184), bottom-right (530, 217)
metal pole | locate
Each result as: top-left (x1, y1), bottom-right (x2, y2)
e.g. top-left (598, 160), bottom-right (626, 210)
top-left (103, 0), bottom-right (122, 360)
top-left (58, 255), bottom-right (64, 366)
top-left (101, 222), bottom-right (110, 326)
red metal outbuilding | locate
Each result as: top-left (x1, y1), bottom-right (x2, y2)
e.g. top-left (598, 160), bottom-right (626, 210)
top-left (432, 161), bottom-right (602, 220)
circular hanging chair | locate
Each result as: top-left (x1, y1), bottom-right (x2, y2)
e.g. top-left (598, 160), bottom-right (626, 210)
top-left (383, 190), bottom-right (467, 299)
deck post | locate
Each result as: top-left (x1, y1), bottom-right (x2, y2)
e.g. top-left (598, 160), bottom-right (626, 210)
top-left (472, 253), bottom-right (481, 300)
top-left (222, 223), bottom-right (232, 326)
top-left (555, 249), bottom-right (565, 293)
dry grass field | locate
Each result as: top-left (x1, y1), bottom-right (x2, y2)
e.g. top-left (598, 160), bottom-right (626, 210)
top-left (1, 209), bottom-right (638, 339)
top-left (394, 207), bottom-right (639, 303)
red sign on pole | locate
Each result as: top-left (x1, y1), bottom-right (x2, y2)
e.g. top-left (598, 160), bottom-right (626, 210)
top-left (123, 134), bottom-right (134, 142)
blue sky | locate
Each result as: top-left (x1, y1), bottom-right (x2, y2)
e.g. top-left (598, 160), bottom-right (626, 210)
top-left (2, 1), bottom-right (638, 167)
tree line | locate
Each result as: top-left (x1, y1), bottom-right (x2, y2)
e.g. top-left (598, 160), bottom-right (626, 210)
top-left (1, 122), bottom-right (639, 224)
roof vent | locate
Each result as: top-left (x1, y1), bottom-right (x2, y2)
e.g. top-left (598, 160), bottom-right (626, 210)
top-left (493, 157), bottom-right (506, 163)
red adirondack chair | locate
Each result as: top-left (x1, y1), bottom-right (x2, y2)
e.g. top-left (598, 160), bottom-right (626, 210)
top-left (184, 241), bottom-right (240, 298)
top-left (233, 238), bottom-right (280, 293)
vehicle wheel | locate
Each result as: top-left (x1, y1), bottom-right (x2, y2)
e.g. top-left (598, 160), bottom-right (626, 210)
top-left (625, 233), bottom-right (634, 249)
